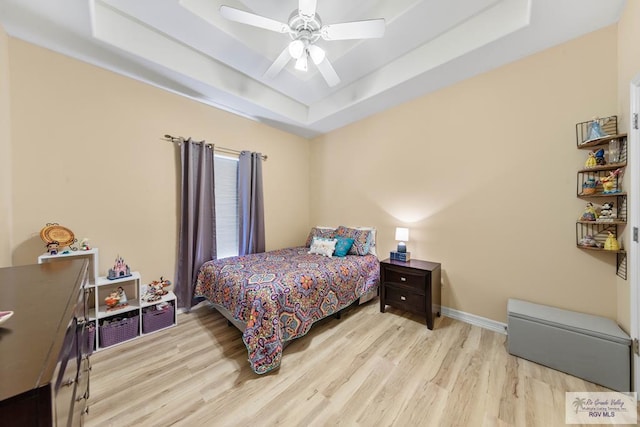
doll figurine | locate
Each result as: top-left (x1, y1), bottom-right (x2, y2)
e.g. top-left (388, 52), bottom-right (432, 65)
top-left (579, 202), bottom-right (597, 221)
top-left (604, 232), bottom-right (620, 251)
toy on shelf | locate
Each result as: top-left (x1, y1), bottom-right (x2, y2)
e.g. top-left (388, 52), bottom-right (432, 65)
top-left (581, 177), bottom-right (597, 195)
top-left (604, 232), bottom-right (621, 251)
top-left (107, 255), bottom-right (131, 280)
top-left (46, 241), bottom-right (60, 255)
top-left (104, 286), bottom-right (129, 311)
top-left (578, 235), bottom-right (600, 248)
top-left (584, 149), bottom-right (606, 168)
top-left (142, 277), bottom-right (170, 302)
top-left (584, 151), bottom-right (596, 168)
top-left (579, 202), bottom-right (598, 221)
top-left (597, 202), bottom-right (616, 222)
top-left (599, 168), bottom-right (622, 194)
top-left (583, 118), bottom-right (609, 143)
top-left (81, 238), bottom-right (91, 251)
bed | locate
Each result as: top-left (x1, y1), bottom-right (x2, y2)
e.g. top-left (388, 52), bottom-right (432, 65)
top-left (194, 226), bottom-right (380, 374)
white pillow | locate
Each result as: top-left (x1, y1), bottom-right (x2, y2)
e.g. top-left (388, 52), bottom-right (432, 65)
top-left (308, 237), bottom-right (337, 258)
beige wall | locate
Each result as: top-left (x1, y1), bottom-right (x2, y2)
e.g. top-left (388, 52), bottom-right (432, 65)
top-left (0, 24), bottom-right (11, 268)
top-left (616, 0), bottom-right (640, 331)
top-left (311, 26), bottom-right (619, 324)
top-left (8, 39), bottom-right (310, 283)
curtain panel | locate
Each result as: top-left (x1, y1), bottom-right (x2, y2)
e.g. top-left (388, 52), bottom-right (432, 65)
top-left (238, 151), bottom-right (265, 255)
top-left (175, 139), bottom-right (217, 310)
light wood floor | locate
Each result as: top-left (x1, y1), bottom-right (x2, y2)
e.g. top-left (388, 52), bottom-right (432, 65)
top-left (86, 300), bottom-right (618, 427)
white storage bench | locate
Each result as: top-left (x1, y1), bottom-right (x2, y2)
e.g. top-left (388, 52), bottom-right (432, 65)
top-left (507, 298), bottom-right (631, 392)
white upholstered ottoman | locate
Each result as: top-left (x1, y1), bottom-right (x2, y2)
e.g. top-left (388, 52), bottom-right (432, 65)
top-left (507, 298), bottom-right (631, 392)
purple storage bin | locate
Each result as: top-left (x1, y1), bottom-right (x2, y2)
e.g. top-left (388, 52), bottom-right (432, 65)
top-left (99, 315), bottom-right (139, 347)
top-left (87, 323), bottom-right (96, 354)
top-left (142, 305), bottom-right (174, 334)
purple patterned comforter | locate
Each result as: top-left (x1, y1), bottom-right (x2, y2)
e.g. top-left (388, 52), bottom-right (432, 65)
top-left (194, 247), bottom-right (380, 374)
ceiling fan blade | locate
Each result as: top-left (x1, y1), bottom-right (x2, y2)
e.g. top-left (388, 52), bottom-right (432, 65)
top-left (321, 19), bottom-right (386, 40)
top-left (315, 56), bottom-right (341, 87)
top-left (220, 5), bottom-right (290, 33)
top-left (298, 0), bottom-right (317, 19)
top-left (264, 47), bottom-right (293, 79)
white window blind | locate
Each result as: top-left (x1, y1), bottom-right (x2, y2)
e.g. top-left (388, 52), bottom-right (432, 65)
top-left (214, 155), bottom-right (239, 259)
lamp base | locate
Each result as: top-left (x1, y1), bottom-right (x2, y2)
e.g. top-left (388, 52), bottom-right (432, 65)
top-left (390, 251), bottom-right (411, 262)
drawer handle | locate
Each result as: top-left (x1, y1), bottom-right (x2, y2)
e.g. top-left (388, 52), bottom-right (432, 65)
top-left (400, 295), bottom-right (406, 301)
top-left (400, 277), bottom-right (407, 282)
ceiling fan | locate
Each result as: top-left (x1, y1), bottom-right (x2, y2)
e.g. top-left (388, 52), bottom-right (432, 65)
top-left (220, 0), bottom-right (385, 87)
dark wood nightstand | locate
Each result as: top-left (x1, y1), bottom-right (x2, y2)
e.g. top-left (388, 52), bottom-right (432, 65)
top-left (380, 258), bottom-right (441, 329)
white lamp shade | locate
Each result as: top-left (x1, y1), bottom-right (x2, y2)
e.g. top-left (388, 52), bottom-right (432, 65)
top-left (308, 45), bottom-right (326, 64)
top-left (288, 40), bottom-right (305, 59)
top-left (395, 227), bottom-right (409, 242)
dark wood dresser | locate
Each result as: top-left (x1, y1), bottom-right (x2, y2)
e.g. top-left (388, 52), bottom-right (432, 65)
top-left (379, 258), bottom-right (442, 329)
top-left (0, 259), bottom-right (91, 426)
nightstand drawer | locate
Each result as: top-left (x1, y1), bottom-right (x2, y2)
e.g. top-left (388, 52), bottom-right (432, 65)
top-left (383, 267), bottom-right (426, 292)
top-left (384, 285), bottom-right (425, 312)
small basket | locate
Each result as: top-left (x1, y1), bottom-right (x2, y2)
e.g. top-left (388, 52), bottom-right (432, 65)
top-left (99, 315), bottom-right (139, 347)
top-left (86, 322), bottom-right (96, 354)
top-left (142, 305), bottom-right (175, 334)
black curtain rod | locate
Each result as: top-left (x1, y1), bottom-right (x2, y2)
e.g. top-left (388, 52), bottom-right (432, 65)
top-left (162, 134), bottom-right (268, 161)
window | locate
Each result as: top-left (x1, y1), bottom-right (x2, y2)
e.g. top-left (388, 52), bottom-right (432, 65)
top-left (214, 155), bottom-right (239, 259)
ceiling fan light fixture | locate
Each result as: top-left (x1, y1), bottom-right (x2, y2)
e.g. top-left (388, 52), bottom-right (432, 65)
top-left (308, 45), bottom-right (325, 64)
top-left (288, 39), bottom-right (305, 59)
top-left (295, 54), bottom-right (308, 72)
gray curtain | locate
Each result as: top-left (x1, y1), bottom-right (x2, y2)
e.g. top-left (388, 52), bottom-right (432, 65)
top-left (238, 151), bottom-right (265, 255)
top-left (176, 139), bottom-right (216, 310)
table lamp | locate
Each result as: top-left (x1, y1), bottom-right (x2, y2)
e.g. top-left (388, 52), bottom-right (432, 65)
top-left (395, 227), bottom-right (409, 253)
top-left (391, 227), bottom-right (411, 262)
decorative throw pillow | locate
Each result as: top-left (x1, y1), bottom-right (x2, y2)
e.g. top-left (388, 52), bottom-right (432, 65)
top-left (335, 226), bottom-right (372, 256)
top-left (356, 227), bottom-right (377, 257)
top-left (305, 227), bottom-right (336, 247)
top-left (308, 237), bottom-right (337, 257)
top-left (333, 237), bottom-right (354, 257)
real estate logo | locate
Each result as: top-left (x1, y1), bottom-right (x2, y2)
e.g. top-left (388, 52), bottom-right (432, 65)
top-left (565, 392), bottom-right (637, 424)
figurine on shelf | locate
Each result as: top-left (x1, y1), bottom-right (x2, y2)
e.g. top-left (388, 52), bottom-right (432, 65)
top-left (104, 291), bottom-right (120, 308)
top-left (584, 118), bottom-right (609, 143)
top-left (578, 235), bottom-right (600, 248)
top-left (581, 177), bottom-right (597, 195)
top-left (117, 286), bottom-right (128, 304)
top-left (584, 151), bottom-right (597, 168)
top-left (594, 148), bottom-right (606, 166)
top-left (142, 277), bottom-right (170, 302)
top-left (597, 202), bottom-right (616, 222)
top-left (46, 240), bottom-right (60, 255)
top-left (105, 288), bottom-right (129, 311)
top-left (604, 231), bottom-right (621, 251)
top-left (599, 168), bottom-right (622, 194)
top-left (107, 255), bottom-right (131, 280)
top-left (579, 202), bottom-right (598, 221)
top-left (80, 238), bottom-right (90, 251)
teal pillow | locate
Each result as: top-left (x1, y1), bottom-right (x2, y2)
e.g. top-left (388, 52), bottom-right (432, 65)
top-left (333, 237), bottom-right (354, 257)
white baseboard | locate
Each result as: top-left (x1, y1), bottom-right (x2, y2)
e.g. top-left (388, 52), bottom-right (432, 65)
top-left (441, 306), bottom-right (507, 335)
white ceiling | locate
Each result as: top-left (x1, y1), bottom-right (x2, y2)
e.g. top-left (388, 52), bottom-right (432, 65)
top-left (0, 0), bottom-right (627, 138)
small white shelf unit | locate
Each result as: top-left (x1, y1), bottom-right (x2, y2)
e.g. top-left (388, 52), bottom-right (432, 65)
top-left (38, 248), bottom-right (177, 351)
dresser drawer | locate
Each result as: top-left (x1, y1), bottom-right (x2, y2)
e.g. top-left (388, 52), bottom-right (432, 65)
top-left (383, 267), bottom-right (426, 293)
top-left (384, 285), bottom-right (425, 312)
